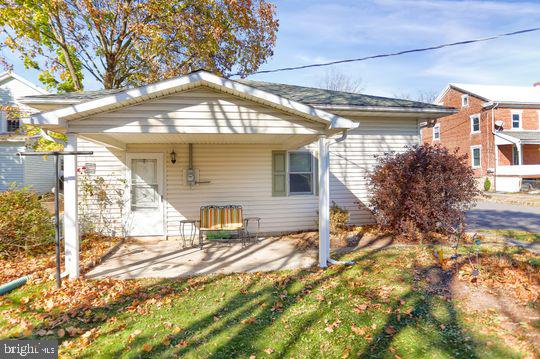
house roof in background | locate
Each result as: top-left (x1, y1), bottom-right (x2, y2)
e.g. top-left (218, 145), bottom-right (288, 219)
top-left (21, 75), bottom-right (453, 112)
top-left (0, 71), bottom-right (48, 95)
top-left (438, 83), bottom-right (540, 104)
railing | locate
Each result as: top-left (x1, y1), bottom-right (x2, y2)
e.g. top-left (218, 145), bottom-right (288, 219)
top-left (496, 165), bottom-right (540, 176)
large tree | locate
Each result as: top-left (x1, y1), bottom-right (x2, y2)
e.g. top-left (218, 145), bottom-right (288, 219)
top-left (0, 0), bottom-right (278, 91)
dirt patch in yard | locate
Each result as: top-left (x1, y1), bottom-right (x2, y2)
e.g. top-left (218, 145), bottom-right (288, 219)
top-left (413, 261), bottom-right (539, 355)
top-left (451, 278), bottom-right (540, 352)
top-left (446, 250), bottom-right (540, 354)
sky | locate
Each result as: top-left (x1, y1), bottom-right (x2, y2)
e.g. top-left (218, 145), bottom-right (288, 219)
top-left (3, 0), bottom-right (540, 98)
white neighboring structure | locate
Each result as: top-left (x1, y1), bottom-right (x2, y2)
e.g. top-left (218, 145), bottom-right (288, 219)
top-left (23, 70), bottom-right (454, 277)
top-left (0, 72), bottom-right (55, 193)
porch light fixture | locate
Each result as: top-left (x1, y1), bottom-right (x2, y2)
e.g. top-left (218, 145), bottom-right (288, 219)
top-left (170, 149), bottom-right (176, 164)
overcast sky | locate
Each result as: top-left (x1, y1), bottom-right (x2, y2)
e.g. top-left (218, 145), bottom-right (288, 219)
top-left (4, 0), bottom-right (540, 98)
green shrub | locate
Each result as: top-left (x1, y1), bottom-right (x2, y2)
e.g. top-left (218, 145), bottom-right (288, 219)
top-left (484, 177), bottom-right (491, 192)
top-left (0, 187), bottom-right (55, 258)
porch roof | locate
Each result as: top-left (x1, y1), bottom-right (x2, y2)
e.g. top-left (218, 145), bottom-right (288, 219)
top-left (24, 70), bottom-right (358, 132)
top-left (495, 131), bottom-right (540, 145)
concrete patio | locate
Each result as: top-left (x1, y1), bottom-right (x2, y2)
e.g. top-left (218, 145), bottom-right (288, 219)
top-left (86, 237), bottom-right (318, 279)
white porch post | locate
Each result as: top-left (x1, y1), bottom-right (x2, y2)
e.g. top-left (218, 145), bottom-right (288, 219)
top-left (518, 143), bottom-right (524, 165)
top-left (318, 136), bottom-right (330, 268)
top-left (64, 134), bottom-right (80, 279)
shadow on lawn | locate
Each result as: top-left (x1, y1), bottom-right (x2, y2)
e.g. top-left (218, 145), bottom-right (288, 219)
top-left (13, 244), bottom-right (517, 358)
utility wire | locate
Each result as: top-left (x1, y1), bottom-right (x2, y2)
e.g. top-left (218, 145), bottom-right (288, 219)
top-left (232, 27), bottom-right (540, 77)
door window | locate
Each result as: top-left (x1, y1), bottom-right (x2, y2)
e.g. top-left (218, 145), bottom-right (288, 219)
top-left (131, 159), bottom-right (159, 209)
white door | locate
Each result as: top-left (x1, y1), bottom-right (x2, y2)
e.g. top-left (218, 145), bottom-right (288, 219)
top-left (126, 153), bottom-right (164, 236)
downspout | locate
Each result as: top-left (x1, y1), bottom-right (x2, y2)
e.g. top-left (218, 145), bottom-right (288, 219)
top-left (491, 102), bottom-right (499, 190)
top-left (325, 130), bottom-right (354, 266)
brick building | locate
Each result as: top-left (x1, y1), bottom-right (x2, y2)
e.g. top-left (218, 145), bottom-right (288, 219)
top-left (423, 83), bottom-right (540, 192)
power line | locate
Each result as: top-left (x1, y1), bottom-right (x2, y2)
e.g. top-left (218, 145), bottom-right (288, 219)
top-left (233, 27), bottom-right (540, 77)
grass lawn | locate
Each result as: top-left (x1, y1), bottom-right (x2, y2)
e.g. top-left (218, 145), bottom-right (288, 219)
top-left (0, 245), bottom-right (538, 358)
top-left (481, 229), bottom-right (540, 244)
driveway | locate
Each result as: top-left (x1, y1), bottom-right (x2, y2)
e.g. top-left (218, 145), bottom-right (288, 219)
top-left (466, 200), bottom-right (540, 233)
top-left (86, 237), bottom-right (317, 279)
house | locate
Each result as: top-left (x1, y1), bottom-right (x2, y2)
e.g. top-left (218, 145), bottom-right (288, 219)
top-left (22, 70), bottom-right (453, 278)
top-left (0, 72), bottom-right (56, 193)
top-left (423, 83), bottom-right (540, 192)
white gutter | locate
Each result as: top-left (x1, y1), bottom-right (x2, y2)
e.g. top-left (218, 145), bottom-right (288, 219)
top-left (491, 102), bottom-right (499, 188)
top-left (313, 104), bottom-right (456, 114)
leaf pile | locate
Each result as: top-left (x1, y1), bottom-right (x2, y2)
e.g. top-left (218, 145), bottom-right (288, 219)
top-left (456, 251), bottom-right (540, 305)
top-left (0, 233), bottom-right (121, 284)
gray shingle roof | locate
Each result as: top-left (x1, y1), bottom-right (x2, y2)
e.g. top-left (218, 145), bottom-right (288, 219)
top-left (238, 80), bottom-right (449, 110)
top-left (21, 77), bottom-right (452, 111)
top-left (23, 88), bottom-right (125, 101)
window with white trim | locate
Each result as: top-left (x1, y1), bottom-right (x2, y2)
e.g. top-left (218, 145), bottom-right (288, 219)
top-left (461, 94), bottom-right (469, 108)
top-left (432, 124), bottom-right (440, 140)
top-left (470, 114), bottom-right (480, 133)
top-left (288, 151), bottom-right (315, 194)
top-left (471, 146), bottom-right (481, 168)
top-left (512, 112), bottom-right (521, 129)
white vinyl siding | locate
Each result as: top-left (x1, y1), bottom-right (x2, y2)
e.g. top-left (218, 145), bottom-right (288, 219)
top-left (0, 142), bottom-right (24, 190)
top-left (76, 117), bottom-right (420, 234)
top-left (22, 154), bottom-right (56, 193)
top-left (163, 143), bottom-right (320, 234)
top-left (0, 76), bottom-right (44, 114)
top-left (0, 142), bottom-right (55, 192)
top-left (323, 116), bottom-right (419, 225)
top-left (76, 138), bottom-right (127, 235)
top-left (73, 90), bottom-right (421, 234)
top-left (68, 88), bottom-right (326, 135)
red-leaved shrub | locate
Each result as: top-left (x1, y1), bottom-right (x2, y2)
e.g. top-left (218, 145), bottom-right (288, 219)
top-left (368, 144), bottom-right (480, 239)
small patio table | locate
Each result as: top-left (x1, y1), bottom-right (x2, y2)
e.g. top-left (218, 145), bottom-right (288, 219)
top-left (179, 220), bottom-right (198, 247)
top-left (244, 217), bottom-right (262, 243)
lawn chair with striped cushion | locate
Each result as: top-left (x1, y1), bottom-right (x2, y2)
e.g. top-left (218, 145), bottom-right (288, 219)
top-left (198, 205), bottom-right (259, 248)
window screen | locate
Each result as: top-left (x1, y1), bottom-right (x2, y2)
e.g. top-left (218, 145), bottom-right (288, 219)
top-left (289, 152), bottom-right (313, 194)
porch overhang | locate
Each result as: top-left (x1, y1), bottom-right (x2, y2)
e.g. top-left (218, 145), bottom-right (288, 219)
top-left (78, 132), bottom-right (325, 150)
top-left (24, 70), bottom-right (358, 133)
top-left (494, 131), bottom-right (540, 146)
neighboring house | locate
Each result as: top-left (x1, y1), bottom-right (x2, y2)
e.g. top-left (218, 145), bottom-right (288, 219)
top-left (23, 70), bottom-right (453, 277)
top-left (423, 83), bottom-right (540, 192)
top-left (0, 72), bottom-right (56, 192)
